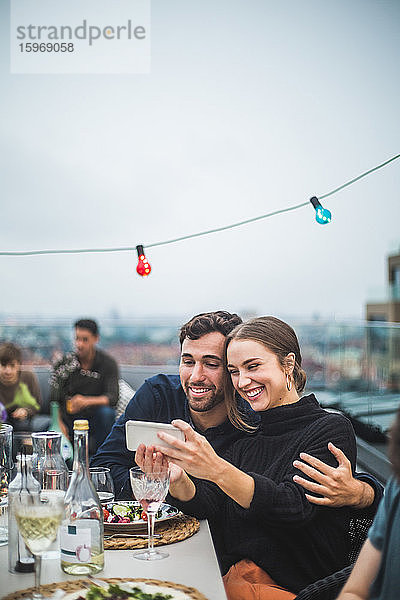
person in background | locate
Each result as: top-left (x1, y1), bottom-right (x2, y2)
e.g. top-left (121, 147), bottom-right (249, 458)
top-left (50, 318), bottom-right (118, 453)
top-left (92, 310), bottom-right (381, 514)
top-left (0, 342), bottom-right (41, 431)
top-left (337, 407), bottom-right (400, 600)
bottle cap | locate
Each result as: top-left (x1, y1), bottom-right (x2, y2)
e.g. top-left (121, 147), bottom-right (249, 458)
top-left (73, 419), bottom-right (89, 431)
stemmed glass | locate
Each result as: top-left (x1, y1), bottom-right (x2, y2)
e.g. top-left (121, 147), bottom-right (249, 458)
top-left (90, 467), bottom-right (115, 504)
top-left (129, 466), bottom-right (170, 561)
top-left (14, 491), bottom-right (64, 599)
top-left (32, 431), bottom-right (69, 559)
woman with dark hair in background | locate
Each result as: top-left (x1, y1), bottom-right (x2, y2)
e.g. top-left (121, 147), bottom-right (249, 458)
top-left (137, 316), bottom-right (357, 599)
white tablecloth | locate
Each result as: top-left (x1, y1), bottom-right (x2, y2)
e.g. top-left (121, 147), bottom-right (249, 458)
top-left (0, 520), bottom-right (227, 600)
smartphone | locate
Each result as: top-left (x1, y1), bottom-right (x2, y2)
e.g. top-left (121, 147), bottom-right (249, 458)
top-left (125, 420), bottom-right (185, 451)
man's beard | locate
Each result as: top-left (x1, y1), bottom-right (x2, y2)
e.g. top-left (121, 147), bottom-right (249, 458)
top-left (184, 384), bottom-right (225, 413)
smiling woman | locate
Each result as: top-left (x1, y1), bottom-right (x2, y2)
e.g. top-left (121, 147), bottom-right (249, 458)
top-left (227, 339), bottom-right (298, 412)
top-left (224, 316), bottom-right (307, 428)
top-left (152, 316), bottom-right (357, 600)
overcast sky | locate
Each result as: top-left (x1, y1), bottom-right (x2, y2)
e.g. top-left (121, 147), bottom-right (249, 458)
top-left (0, 0), bottom-right (399, 324)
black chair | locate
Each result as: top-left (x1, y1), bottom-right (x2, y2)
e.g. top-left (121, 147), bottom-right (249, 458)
top-left (295, 515), bottom-right (373, 600)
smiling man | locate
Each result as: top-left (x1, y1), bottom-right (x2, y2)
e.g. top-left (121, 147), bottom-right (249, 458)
top-left (179, 331), bottom-right (228, 428)
top-left (91, 311), bottom-right (248, 496)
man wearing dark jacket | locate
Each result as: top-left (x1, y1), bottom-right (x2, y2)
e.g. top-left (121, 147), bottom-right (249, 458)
top-left (51, 318), bottom-right (118, 453)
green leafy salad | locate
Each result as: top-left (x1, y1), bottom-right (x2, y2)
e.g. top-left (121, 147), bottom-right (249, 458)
top-left (82, 583), bottom-right (173, 600)
top-left (103, 503), bottom-right (163, 524)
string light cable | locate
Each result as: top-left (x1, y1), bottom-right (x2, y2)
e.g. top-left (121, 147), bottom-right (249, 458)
top-left (1, 152), bottom-right (399, 258)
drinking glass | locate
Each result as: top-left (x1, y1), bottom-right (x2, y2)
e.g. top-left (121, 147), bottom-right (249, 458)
top-left (14, 491), bottom-right (64, 599)
top-left (32, 432), bottom-right (68, 491)
top-left (39, 472), bottom-right (67, 559)
top-left (32, 432), bottom-right (68, 559)
top-left (89, 467), bottom-right (115, 504)
top-left (129, 466), bottom-right (170, 561)
top-left (12, 431), bottom-right (33, 461)
top-left (0, 423), bottom-right (13, 546)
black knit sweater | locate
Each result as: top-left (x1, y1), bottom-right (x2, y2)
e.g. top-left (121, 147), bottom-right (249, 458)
top-left (170, 394), bottom-right (357, 593)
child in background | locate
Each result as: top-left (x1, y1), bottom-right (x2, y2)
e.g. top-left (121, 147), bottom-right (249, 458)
top-left (0, 342), bottom-right (41, 430)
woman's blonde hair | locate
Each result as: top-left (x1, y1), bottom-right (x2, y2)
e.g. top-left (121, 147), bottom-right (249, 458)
top-left (224, 316), bottom-right (307, 431)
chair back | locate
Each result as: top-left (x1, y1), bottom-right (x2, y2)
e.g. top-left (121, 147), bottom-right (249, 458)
top-left (295, 514), bottom-right (374, 599)
top-left (348, 515), bottom-right (374, 564)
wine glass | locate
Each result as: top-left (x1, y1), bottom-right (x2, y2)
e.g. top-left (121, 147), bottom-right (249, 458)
top-left (14, 492), bottom-right (64, 599)
top-left (32, 432), bottom-right (69, 559)
top-left (89, 467), bottom-right (115, 504)
top-left (39, 471), bottom-right (67, 559)
top-left (129, 466), bottom-right (170, 560)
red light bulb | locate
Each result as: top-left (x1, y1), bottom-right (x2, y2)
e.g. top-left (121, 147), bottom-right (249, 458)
top-left (136, 245), bottom-right (151, 277)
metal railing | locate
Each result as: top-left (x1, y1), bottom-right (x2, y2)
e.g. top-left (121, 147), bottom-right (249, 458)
top-left (1, 318), bottom-right (400, 436)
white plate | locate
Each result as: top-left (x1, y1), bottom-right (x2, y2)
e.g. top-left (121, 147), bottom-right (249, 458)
top-left (63, 580), bottom-right (197, 600)
top-left (104, 501), bottom-right (179, 532)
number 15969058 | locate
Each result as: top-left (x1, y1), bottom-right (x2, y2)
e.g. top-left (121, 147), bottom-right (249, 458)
top-left (19, 42), bottom-right (74, 52)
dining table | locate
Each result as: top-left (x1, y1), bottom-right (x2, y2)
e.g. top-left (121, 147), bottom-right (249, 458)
top-left (0, 520), bottom-right (227, 600)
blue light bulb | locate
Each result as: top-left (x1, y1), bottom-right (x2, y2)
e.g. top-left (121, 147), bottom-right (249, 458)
top-left (315, 206), bottom-right (332, 225)
top-left (309, 196), bottom-right (332, 225)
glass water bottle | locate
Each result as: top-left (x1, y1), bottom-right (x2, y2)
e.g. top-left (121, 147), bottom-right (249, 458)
top-left (49, 402), bottom-right (73, 464)
top-left (60, 420), bottom-right (104, 575)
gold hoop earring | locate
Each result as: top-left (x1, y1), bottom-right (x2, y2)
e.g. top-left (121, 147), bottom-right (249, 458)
top-left (286, 373), bottom-right (292, 392)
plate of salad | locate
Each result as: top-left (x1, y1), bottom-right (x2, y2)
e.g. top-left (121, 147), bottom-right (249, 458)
top-left (63, 579), bottom-right (207, 600)
top-left (103, 501), bottom-right (179, 532)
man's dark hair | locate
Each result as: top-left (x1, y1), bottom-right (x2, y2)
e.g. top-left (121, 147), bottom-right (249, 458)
top-left (389, 408), bottom-right (400, 481)
top-left (74, 319), bottom-right (99, 336)
top-left (179, 311), bottom-right (242, 346)
top-left (0, 342), bottom-right (22, 366)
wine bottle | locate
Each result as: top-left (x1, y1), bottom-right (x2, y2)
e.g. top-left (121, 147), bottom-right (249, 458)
top-left (60, 420), bottom-right (104, 575)
top-left (8, 455), bottom-right (40, 573)
top-left (49, 401), bottom-right (73, 464)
